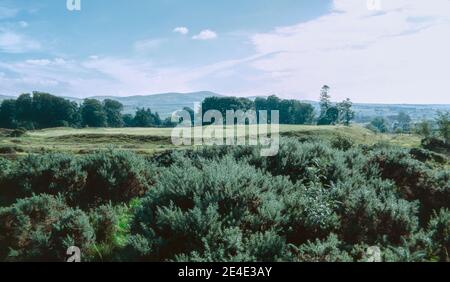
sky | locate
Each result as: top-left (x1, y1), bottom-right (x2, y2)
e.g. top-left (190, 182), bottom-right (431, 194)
top-left (0, 0), bottom-right (449, 104)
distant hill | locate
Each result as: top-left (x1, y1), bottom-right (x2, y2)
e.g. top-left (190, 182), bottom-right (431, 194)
top-left (300, 101), bottom-right (450, 122)
top-left (0, 95), bottom-right (14, 102)
top-left (67, 91), bottom-right (223, 117)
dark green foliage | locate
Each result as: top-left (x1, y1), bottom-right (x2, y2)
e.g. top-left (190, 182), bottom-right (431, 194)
top-left (368, 117), bottom-right (389, 133)
top-left (422, 137), bottom-right (450, 155)
top-left (332, 177), bottom-right (419, 244)
top-left (292, 234), bottom-right (352, 262)
top-left (89, 204), bottom-right (118, 244)
top-left (393, 112), bottom-right (412, 133)
top-left (0, 150), bottom-right (157, 208)
top-left (80, 150), bottom-right (156, 207)
top-left (48, 208), bottom-right (95, 260)
top-left (426, 209), bottom-right (450, 261)
top-left (318, 107), bottom-right (339, 125)
top-left (245, 231), bottom-right (288, 262)
top-left (262, 139), bottom-right (337, 184)
top-left (0, 99), bottom-right (18, 128)
top-left (131, 108), bottom-right (162, 127)
top-left (0, 92), bottom-right (82, 129)
top-left (103, 99), bottom-right (124, 128)
top-left (0, 145), bottom-right (21, 155)
top-left (129, 157), bottom-right (290, 261)
top-left (337, 98), bottom-right (355, 126)
top-left (330, 134), bottom-right (354, 151)
top-left (283, 184), bottom-right (340, 244)
top-left (255, 96), bottom-right (315, 125)
top-left (0, 136), bottom-right (448, 262)
top-left (202, 95), bottom-right (315, 125)
top-left (367, 147), bottom-right (449, 221)
top-left (9, 127), bottom-right (27, 137)
top-left (0, 194), bottom-right (94, 261)
top-left (409, 148), bottom-right (446, 164)
top-left (32, 92), bottom-right (80, 129)
top-left (415, 120), bottom-right (432, 138)
top-left (0, 154), bottom-right (86, 205)
top-left (435, 111), bottom-right (449, 144)
top-left (202, 96), bottom-right (254, 124)
top-left (81, 99), bottom-right (107, 127)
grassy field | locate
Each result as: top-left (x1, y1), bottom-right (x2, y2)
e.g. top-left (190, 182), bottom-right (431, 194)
top-left (0, 125), bottom-right (422, 156)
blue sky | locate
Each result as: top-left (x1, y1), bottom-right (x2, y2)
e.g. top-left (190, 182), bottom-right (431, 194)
top-left (1, 0), bottom-right (449, 103)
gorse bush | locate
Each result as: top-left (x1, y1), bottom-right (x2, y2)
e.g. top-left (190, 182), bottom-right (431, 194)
top-left (0, 137), bottom-right (448, 261)
top-left (426, 209), bottom-right (450, 261)
top-left (0, 154), bottom-right (86, 205)
top-left (291, 234), bottom-right (353, 262)
top-left (128, 157), bottom-right (292, 261)
top-left (0, 150), bottom-right (157, 208)
top-left (367, 147), bottom-right (449, 221)
top-left (89, 204), bottom-right (118, 244)
top-left (80, 149), bottom-right (157, 207)
top-left (0, 194), bottom-right (94, 261)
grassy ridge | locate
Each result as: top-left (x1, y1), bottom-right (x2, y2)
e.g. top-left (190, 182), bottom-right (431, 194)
top-left (0, 125), bottom-right (422, 155)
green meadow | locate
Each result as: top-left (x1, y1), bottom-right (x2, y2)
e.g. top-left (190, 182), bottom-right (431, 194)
top-left (0, 125), bottom-right (422, 156)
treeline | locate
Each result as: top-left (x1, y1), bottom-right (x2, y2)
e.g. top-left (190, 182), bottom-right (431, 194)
top-left (202, 86), bottom-right (355, 126)
top-left (202, 96), bottom-right (315, 124)
top-left (0, 87), bottom-right (356, 130)
top-left (0, 92), bottom-right (175, 129)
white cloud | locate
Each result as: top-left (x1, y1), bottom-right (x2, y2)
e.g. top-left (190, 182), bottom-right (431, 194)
top-left (26, 59), bottom-right (52, 66)
top-left (133, 38), bottom-right (164, 52)
top-left (173, 26), bottom-right (189, 35)
top-left (192, 29), bottom-right (218, 40)
top-left (2, 0), bottom-right (449, 104)
top-left (0, 29), bottom-right (41, 53)
top-left (19, 21), bottom-right (28, 28)
top-left (25, 58), bottom-right (67, 66)
top-left (0, 52), bottom-right (258, 97)
top-left (243, 0), bottom-right (450, 103)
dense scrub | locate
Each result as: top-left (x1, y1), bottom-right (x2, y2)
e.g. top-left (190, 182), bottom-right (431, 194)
top-left (0, 137), bottom-right (448, 262)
